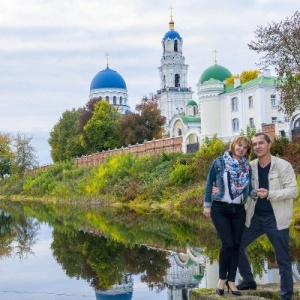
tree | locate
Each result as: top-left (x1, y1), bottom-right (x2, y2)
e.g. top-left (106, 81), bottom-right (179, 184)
top-left (0, 133), bottom-right (13, 178)
top-left (83, 100), bottom-right (121, 153)
top-left (248, 10), bottom-right (300, 117)
top-left (225, 70), bottom-right (260, 85)
top-left (11, 133), bottom-right (38, 176)
top-left (239, 125), bottom-right (257, 140)
top-left (49, 108), bottom-right (85, 162)
top-left (78, 98), bottom-right (100, 132)
top-left (118, 96), bottom-right (166, 146)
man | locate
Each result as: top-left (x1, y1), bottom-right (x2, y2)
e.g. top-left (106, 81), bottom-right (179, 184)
top-left (237, 132), bottom-right (299, 300)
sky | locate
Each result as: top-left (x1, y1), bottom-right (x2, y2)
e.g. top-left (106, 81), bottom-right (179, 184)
top-left (0, 0), bottom-right (299, 165)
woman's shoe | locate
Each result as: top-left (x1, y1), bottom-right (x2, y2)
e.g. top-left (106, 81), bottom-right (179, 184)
top-left (226, 281), bottom-right (241, 296)
top-left (216, 279), bottom-right (225, 295)
top-left (216, 288), bottom-right (224, 295)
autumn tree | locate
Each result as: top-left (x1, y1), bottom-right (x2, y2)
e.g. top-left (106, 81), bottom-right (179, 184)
top-left (118, 96), bottom-right (166, 146)
top-left (225, 70), bottom-right (260, 85)
top-left (118, 113), bottom-right (148, 145)
top-left (248, 10), bottom-right (300, 117)
top-left (82, 100), bottom-right (121, 153)
top-left (49, 108), bottom-right (85, 162)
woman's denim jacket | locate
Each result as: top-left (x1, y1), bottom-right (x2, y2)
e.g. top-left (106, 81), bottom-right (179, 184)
top-left (203, 156), bottom-right (252, 207)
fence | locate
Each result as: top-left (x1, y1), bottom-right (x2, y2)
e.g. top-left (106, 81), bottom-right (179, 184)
top-left (35, 136), bottom-right (183, 172)
top-left (75, 136), bottom-right (183, 167)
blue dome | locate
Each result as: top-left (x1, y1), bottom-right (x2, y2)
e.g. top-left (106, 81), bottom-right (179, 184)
top-left (90, 67), bottom-right (127, 90)
top-left (163, 30), bottom-right (182, 40)
top-left (95, 292), bottom-right (133, 300)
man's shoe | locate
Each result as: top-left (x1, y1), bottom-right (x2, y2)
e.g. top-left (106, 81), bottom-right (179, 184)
top-left (236, 281), bottom-right (257, 290)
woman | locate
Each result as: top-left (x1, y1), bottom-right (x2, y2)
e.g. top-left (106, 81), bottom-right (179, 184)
top-left (203, 136), bottom-right (251, 296)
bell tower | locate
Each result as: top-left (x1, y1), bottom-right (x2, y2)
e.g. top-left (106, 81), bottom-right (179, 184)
top-left (156, 9), bottom-right (193, 132)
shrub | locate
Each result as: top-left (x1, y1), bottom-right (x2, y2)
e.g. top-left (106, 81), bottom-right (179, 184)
top-left (192, 135), bottom-right (227, 181)
top-left (282, 142), bottom-right (300, 174)
top-left (169, 163), bottom-right (192, 186)
top-left (271, 136), bottom-right (290, 157)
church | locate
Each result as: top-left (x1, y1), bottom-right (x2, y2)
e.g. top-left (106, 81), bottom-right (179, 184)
top-left (88, 12), bottom-right (300, 152)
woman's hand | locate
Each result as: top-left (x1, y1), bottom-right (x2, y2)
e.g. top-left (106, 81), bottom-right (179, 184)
top-left (203, 207), bottom-right (211, 218)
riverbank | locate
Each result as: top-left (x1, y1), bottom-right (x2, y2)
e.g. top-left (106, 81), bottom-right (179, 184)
top-left (190, 282), bottom-right (300, 299)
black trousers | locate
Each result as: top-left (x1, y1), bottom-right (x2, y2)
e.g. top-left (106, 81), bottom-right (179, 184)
top-left (238, 214), bottom-right (293, 300)
top-left (211, 201), bottom-right (246, 282)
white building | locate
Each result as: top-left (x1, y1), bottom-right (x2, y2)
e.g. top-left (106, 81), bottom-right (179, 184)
top-left (156, 13), bottom-right (300, 153)
top-left (87, 12), bottom-right (300, 150)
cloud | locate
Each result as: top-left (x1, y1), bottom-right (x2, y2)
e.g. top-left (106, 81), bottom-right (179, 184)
top-left (0, 0), bottom-right (299, 164)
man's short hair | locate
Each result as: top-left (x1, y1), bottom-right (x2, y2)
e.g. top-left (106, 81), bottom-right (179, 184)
top-left (253, 132), bottom-right (272, 143)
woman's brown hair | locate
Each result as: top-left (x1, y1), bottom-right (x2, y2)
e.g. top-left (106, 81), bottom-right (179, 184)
top-left (229, 136), bottom-right (251, 159)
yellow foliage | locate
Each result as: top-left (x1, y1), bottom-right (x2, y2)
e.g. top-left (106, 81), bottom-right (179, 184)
top-left (225, 70), bottom-right (260, 85)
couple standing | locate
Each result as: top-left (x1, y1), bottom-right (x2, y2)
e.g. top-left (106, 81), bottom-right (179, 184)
top-left (203, 132), bottom-right (298, 300)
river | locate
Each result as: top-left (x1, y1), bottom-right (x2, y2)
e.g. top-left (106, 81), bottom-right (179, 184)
top-left (0, 199), bottom-right (299, 300)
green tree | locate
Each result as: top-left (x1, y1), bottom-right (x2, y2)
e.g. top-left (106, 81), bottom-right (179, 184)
top-left (240, 125), bottom-right (257, 140)
top-left (248, 10), bottom-right (300, 117)
top-left (83, 100), bottom-right (121, 153)
top-left (11, 133), bottom-right (38, 176)
top-left (49, 108), bottom-right (84, 162)
top-left (192, 135), bottom-right (227, 181)
top-left (0, 133), bottom-right (13, 178)
top-left (78, 98), bottom-right (100, 132)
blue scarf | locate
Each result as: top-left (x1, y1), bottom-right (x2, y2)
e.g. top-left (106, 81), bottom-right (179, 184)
top-left (223, 151), bottom-right (250, 199)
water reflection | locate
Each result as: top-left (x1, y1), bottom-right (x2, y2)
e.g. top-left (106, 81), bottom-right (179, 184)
top-left (0, 210), bottom-right (39, 259)
top-left (0, 200), bottom-right (299, 300)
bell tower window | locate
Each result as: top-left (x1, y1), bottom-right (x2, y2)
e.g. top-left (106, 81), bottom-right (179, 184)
top-left (174, 40), bottom-right (178, 52)
top-left (175, 74), bottom-right (180, 87)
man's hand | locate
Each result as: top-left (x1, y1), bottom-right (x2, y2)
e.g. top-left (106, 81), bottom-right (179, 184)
top-left (212, 186), bottom-right (219, 195)
top-left (255, 188), bottom-right (269, 199)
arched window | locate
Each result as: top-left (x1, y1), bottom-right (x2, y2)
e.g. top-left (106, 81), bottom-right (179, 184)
top-left (174, 40), bottom-right (178, 52)
top-left (294, 118), bottom-right (300, 128)
top-left (231, 97), bottom-right (238, 111)
top-left (232, 118), bottom-right (239, 132)
top-left (120, 97), bottom-right (123, 105)
top-left (193, 106), bottom-right (198, 115)
top-left (113, 96), bottom-right (117, 105)
top-left (163, 75), bottom-right (166, 88)
top-left (105, 96), bottom-right (109, 102)
top-left (175, 74), bottom-right (180, 87)
top-left (178, 128), bottom-right (182, 136)
top-left (271, 94), bottom-right (277, 107)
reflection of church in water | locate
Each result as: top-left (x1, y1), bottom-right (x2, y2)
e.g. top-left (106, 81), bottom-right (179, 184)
top-left (164, 247), bottom-right (205, 300)
top-left (95, 246), bottom-right (205, 300)
top-left (95, 273), bottom-right (133, 300)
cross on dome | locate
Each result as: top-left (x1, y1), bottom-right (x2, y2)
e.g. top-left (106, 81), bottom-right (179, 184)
top-left (105, 52), bottom-right (109, 67)
top-left (169, 6), bottom-right (175, 30)
top-left (213, 49), bottom-right (218, 65)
